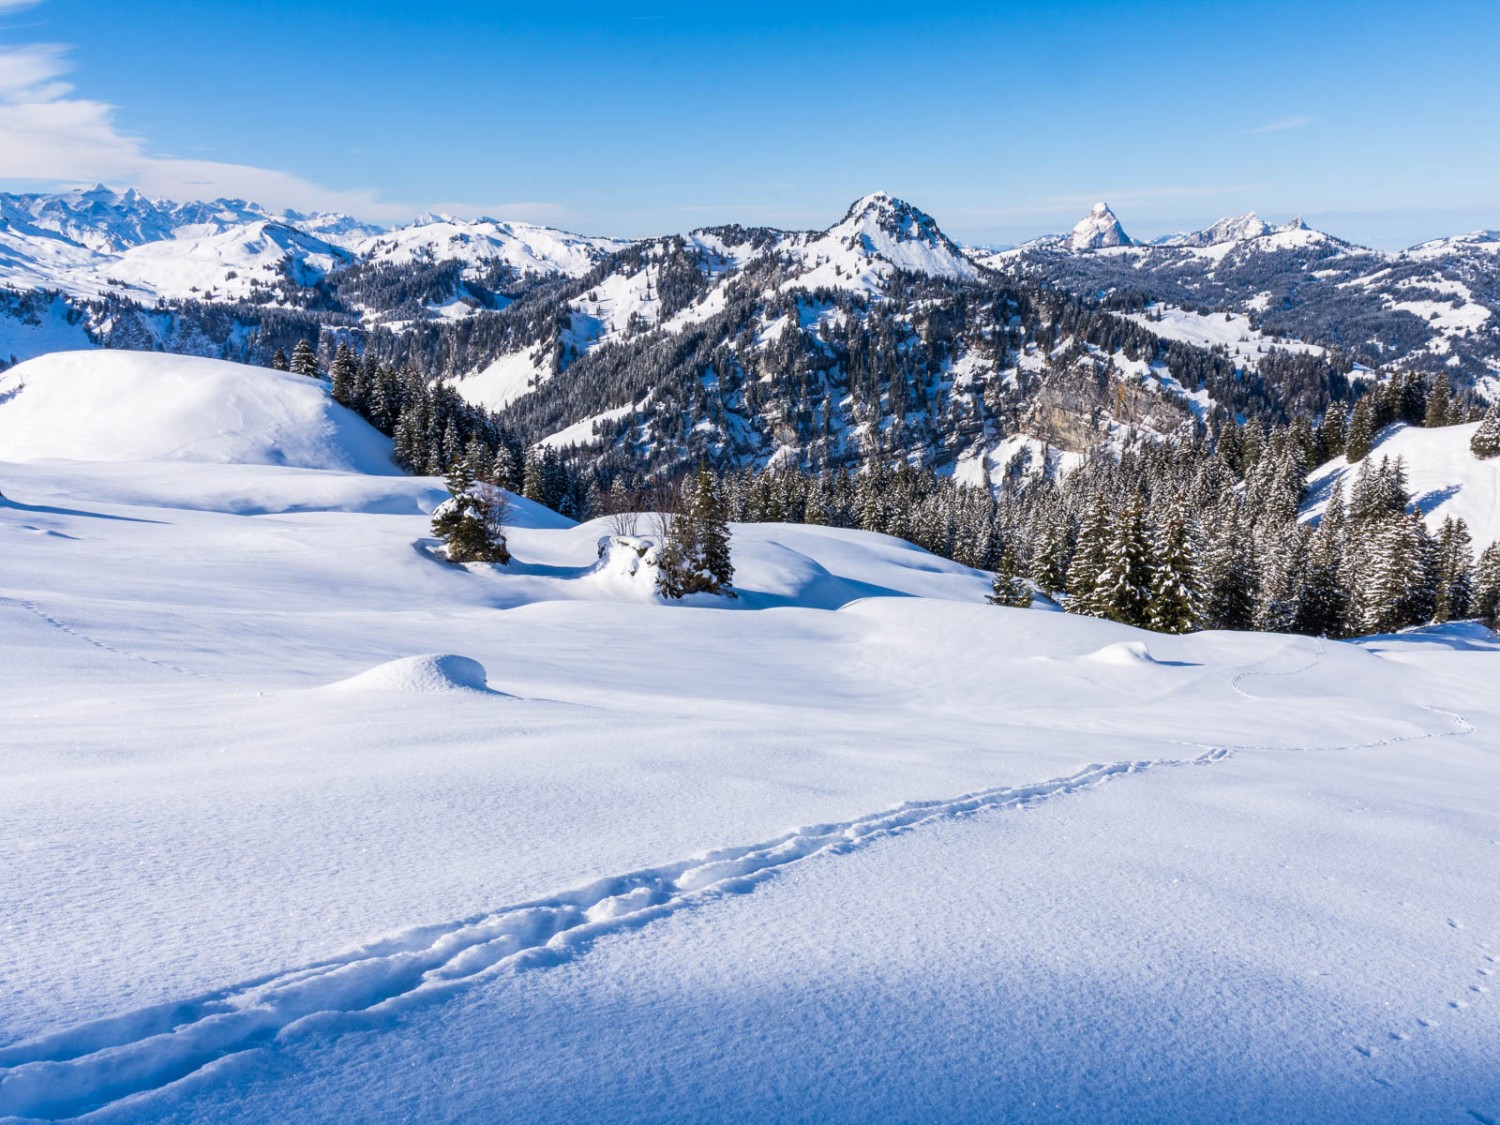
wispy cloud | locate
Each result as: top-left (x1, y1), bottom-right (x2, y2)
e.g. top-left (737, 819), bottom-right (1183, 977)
top-left (0, 22), bottom-right (557, 223)
top-left (1242, 115), bottom-right (1312, 135)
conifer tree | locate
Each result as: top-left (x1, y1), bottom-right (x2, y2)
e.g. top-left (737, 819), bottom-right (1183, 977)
top-left (1474, 542), bottom-right (1500, 623)
top-left (1472, 406), bottom-right (1500, 459)
top-left (1065, 497), bottom-right (1110, 617)
top-left (1346, 397), bottom-right (1376, 463)
top-left (1200, 502), bottom-right (1255, 630)
top-left (1093, 495), bottom-right (1153, 627)
top-left (657, 464), bottom-right (734, 598)
top-left (329, 343), bottom-right (358, 405)
top-left (1424, 374), bottom-right (1455, 427)
top-left (431, 464), bottom-right (511, 564)
top-left (289, 338), bottom-right (320, 378)
top-left (1146, 506), bottom-right (1200, 634)
top-left (271, 348), bottom-right (289, 372)
top-left (1028, 517), bottom-right (1069, 595)
top-left (1433, 516), bottom-right (1475, 622)
top-left (988, 545), bottom-right (1032, 608)
top-left (1357, 513), bottom-right (1436, 634)
top-left (1296, 481), bottom-right (1350, 637)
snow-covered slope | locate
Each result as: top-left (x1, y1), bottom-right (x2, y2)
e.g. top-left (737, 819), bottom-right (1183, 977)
top-left (356, 216), bottom-right (628, 280)
top-left (0, 350), bottom-right (399, 473)
top-left (1, 359), bottom-right (1498, 1121)
top-left (1305, 421), bottom-right (1500, 547)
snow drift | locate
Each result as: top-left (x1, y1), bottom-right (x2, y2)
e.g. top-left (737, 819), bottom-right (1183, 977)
top-left (0, 350), bottom-right (399, 473)
top-left (325, 654), bottom-right (499, 695)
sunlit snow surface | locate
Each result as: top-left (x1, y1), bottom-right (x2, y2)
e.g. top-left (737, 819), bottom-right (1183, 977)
top-left (1, 353), bottom-right (1498, 1122)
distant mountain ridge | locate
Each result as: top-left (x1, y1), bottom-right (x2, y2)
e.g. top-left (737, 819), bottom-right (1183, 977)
top-left (0, 185), bottom-right (1495, 490)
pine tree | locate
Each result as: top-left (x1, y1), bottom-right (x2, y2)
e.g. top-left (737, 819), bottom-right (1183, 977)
top-left (1254, 524), bottom-right (1308, 634)
top-left (1424, 374), bottom-right (1455, 427)
top-left (1092, 495), bottom-right (1153, 627)
top-left (1028, 516), bottom-right (1069, 594)
top-left (1473, 542), bottom-right (1500, 623)
top-left (1296, 482), bottom-right (1350, 637)
top-left (691, 463), bottom-right (735, 596)
top-left (289, 338), bottom-right (320, 378)
top-left (657, 465), bottom-right (734, 599)
top-left (1200, 502), bottom-right (1255, 631)
top-left (988, 545), bottom-right (1032, 608)
top-left (1433, 516), bottom-right (1475, 622)
top-left (1065, 496), bottom-right (1110, 617)
top-left (1346, 397), bottom-right (1376, 463)
top-left (1357, 513), bottom-right (1436, 634)
top-left (431, 464), bottom-right (511, 564)
top-left (1146, 506), bottom-right (1200, 634)
top-left (271, 348), bottom-right (289, 372)
top-left (1472, 406), bottom-right (1500, 459)
top-left (329, 343), bottom-right (358, 405)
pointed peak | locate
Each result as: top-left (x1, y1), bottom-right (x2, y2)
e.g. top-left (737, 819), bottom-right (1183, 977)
top-left (1070, 203), bottom-right (1132, 250)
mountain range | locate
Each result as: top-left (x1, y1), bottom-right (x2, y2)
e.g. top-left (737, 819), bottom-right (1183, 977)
top-left (1, 185), bottom-right (1495, 483)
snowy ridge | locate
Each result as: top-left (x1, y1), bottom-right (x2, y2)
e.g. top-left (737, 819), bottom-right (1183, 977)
top-left (355, 217), bottom-right (628, 280)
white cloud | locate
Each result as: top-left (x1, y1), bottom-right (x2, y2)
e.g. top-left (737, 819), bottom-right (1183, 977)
top-left (0, 32), bottom-right (563, 224)
top-left (1243, 115), bottom-right (1312, 135)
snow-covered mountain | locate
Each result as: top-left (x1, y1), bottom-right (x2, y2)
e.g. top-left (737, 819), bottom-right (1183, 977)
top-left (0, 186), bottom-right (626, 313)
top-left (355, 215), bottom-right (628, 281)
top-left (982, 203), bottom-right (1500, 384)
top-left (1069, 202), bottom-right (1133, 251)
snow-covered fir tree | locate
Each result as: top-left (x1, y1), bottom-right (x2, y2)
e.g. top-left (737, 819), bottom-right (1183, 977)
top-left (657, 464), bottom-right (734, 599)
top-left (431, 464), bottom-right (512, 564)
top-left (1472, 406), bottom-right (1500, 459)
top-left (988, 545), bottom-right (1032, 608)
top-left (289, 338), bottom-right (320, 378)
top-left (1433, 516), bottom-right (1475, 622)
top-left (1146, 505), bottom-right (1201, 634)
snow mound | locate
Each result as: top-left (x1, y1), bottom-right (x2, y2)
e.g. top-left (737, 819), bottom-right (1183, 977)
top-left (1081, 641), bottom-right (1158, 666)
top-left (0, 350), bottom-right (399, 473)
top-left (325, 654), bottom-right (498, 695)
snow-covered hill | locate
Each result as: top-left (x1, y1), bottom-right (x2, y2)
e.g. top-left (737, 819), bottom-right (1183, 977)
top-left (0, 350), bottom-right (399, 473)
top-left (1305, 420), bottom-right (1500, 546)
top-left (1, 350), bottom-right (1498, 1122)
top-left (356, 216), bottom-right (628, 281)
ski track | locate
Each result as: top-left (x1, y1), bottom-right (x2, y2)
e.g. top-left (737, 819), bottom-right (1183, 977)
top-left (0, 638), bottom-right (1479, 1121)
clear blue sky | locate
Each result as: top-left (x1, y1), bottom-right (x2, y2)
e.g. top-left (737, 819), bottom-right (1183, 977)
top-left (1, 0), bottom-right (1496, 247)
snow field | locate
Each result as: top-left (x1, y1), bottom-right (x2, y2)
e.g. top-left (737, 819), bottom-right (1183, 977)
top-left (1, 351), bottom-right (1498, 1122)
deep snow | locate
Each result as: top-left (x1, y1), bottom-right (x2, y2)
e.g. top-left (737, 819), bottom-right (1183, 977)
top-left (1, 353), bottom-right (1498, 1123)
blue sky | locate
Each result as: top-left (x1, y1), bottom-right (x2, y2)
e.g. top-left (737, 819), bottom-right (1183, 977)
top-left (0, 0), bottom-right (1496, 247)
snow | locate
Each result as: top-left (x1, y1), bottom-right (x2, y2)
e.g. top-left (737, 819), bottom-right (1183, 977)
top-left (1305, 421), bottom-right (1500, 548)
top-left (538, 402), bottom-right (636, 449)
top-left (1069, 202), bottom-right (1132, 250)
top-left (453, 345), bottom-right (553, 411)
top-left (1128, 302), bottom-right (1325, 365)
top-left (0, 350), bottom-right (399, 474)
top-left (325, 653), bottom-right (500, 695)
top-left (355, 217), bottom-right (626, 280)
top-left (1, 352), bottom-right (1499, 1122)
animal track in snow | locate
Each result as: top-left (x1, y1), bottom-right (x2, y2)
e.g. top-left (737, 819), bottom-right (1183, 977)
top-left (0, 749), bottom-right (1227, 1120)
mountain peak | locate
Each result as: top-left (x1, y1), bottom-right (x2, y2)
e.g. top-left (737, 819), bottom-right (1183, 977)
top-left (1070, 203), bottom-right (1132, 251)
